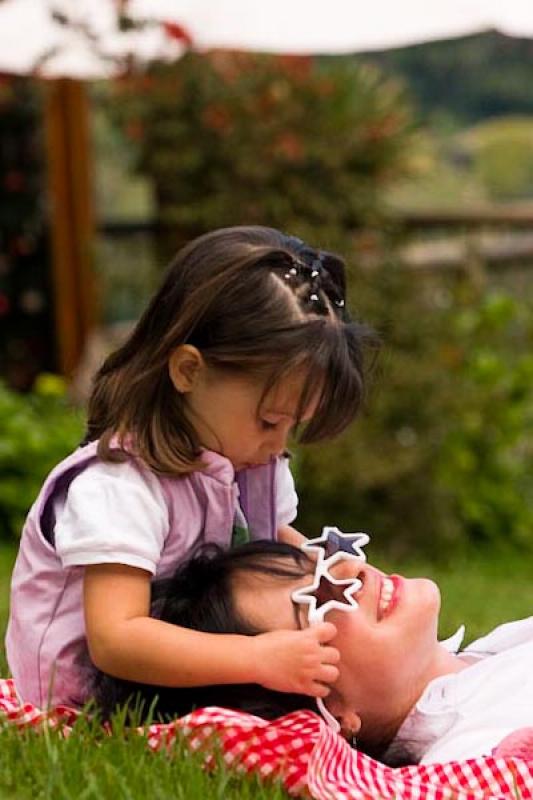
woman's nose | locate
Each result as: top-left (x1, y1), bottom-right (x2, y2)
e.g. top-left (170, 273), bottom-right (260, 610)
top-left (329, 559), bottom-right (366, 582)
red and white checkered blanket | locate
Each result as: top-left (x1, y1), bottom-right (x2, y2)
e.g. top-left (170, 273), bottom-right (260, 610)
top-left (1, 678), bottom-right (531, 799)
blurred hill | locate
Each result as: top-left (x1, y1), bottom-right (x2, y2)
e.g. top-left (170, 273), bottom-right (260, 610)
top-left (360, 30), bottom-right (533, 128)
top-left (351, 31), bottom-right (533, 208)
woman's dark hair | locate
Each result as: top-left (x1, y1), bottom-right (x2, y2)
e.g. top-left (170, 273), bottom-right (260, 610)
top-left (89, 541), bottom-right (317, 723)
top-left (85, 225), bottom-right (376, 474)
top-left (88, 540), bottom-right (407, 764)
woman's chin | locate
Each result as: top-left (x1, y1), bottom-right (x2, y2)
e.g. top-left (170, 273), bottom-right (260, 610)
top-left (401, 577), bottom-right (441, 628)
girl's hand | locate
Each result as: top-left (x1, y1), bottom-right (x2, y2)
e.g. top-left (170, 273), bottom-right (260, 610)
top-left (251, 622), bottom-right (340, 697)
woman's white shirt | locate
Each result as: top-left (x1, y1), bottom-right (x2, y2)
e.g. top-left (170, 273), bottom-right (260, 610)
top-left (389, 617), bottom-right (533, 764)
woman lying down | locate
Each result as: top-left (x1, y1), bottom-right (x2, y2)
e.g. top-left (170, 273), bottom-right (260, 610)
top-left (89, 536), bottom-right (533, 766)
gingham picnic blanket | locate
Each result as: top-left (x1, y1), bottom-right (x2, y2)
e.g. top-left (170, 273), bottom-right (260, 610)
top-left (1, 678), bottom-right (532, 799)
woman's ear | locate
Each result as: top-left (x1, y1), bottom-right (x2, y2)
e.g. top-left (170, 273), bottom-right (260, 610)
top-left (168, 345), bottom-right (205, 393)
top-left (325, 692), bottom-right (362, 741)
top-left (340, 710), bottom-right (362, 741)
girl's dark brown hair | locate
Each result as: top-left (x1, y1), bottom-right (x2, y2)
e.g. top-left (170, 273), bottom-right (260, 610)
top-left (86, 225), bottom-right (375, 474)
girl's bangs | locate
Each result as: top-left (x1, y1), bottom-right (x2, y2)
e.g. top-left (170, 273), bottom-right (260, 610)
top-left (253, 317), bottom-right (371, 444)
top-left (292, 323), bottom-right (367, 444)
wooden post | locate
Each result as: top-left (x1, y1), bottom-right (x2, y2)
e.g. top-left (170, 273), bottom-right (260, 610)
top-left (44, 78), bottom-right (96, 378)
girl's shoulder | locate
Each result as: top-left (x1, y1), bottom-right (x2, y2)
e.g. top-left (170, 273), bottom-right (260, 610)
top-left (69, 456), bottom-right (167, 502)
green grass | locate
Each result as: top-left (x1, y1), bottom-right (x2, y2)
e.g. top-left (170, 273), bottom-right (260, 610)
top-left (1, 542), bottom-right (532, 798)
top-left (0, 718), bottom-right (289, 800)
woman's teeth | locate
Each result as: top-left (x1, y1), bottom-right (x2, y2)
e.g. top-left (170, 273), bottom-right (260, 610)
top-left (379, 577), bottom-right (394, 615)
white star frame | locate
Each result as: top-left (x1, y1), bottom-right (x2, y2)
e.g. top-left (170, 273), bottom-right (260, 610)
top-left (291, 551), bottom-right (364, 626)
top-left (290, 527), bottom-right (370, 732)
top-left (302, 526), bottom-right (370, 561)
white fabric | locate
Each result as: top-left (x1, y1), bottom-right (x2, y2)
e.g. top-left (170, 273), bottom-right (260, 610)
top-left (439, 625), bottom-right (466, 654)
top-left (391, 617), bottom-right (533, 764)
top-left (54, 457), bottom-right (297, 574)
top-left (53, 460), bottom-right (169, 574)
top-left (275, 458), bottom-right (299, 528)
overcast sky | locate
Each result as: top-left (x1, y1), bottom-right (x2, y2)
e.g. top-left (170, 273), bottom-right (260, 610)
top-left (1, 0), bottom-right (533, 77)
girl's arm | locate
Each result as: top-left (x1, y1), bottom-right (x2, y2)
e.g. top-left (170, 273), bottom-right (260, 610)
top-left (84, 563), bottom-right (339, 696)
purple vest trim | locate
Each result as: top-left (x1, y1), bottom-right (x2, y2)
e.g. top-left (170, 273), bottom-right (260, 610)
top-left (236, 460), bottom-right (277, 541)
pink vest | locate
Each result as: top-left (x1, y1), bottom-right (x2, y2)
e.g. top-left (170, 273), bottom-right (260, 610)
top-left (5, 440), bottom-right (278, 707)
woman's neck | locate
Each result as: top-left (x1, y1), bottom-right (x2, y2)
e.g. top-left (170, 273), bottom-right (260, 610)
top-left (360, 644), bottom-right (467, 755)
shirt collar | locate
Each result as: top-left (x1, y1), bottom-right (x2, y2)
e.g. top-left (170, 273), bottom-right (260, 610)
top-left (439, 624), bottom-right (466, 654)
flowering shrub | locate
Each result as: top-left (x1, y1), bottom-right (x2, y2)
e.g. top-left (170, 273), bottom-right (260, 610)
top-left (111, 51), bottom-right (415, 252)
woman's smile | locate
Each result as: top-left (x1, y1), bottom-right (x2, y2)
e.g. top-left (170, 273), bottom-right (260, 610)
top-left (377, 575), bottom-right (403, 621)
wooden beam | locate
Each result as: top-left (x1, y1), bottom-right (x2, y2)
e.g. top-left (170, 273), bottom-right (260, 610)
top-left (394, 207), bottom-right (533, 230)
top-left (44, 78), bottom-right (96, 377)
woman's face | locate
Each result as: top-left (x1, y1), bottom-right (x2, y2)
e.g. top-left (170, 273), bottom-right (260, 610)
top-left (233, 556), bottom-right (442, 728)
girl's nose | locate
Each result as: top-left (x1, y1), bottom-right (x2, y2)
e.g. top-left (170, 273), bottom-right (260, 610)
top-left (269, 426), bottom-right (290, 456)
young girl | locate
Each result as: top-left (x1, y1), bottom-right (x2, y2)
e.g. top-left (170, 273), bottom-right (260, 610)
top-left (6, 225), bottom-right (373, 709)
top-left (90, 540), bottom-right (533, 767)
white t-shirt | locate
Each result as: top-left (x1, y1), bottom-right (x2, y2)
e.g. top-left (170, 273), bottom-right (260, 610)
top-left (389, 618), bottom-right (533, 764)
top-left (53, 459), bottom-right (298, 575)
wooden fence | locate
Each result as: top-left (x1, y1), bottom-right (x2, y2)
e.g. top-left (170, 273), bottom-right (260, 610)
top-left (99, 207), bottom-right (533, 275)
top-left (392, 208), bottom-right (533, 274)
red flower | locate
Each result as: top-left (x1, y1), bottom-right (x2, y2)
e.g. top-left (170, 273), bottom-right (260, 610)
top-left (277, 55), bottom-right (312, 81)
top-left (126, 120), bottom-right (144, 142)
top-left (276, 132), bottom-right (304, 162)
top-left (202, 105), bottom-right (232, 133)
top-left (163, 21), bottom-right (193, 48)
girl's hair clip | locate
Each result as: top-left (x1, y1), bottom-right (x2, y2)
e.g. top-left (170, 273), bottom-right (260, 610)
top-left (291, 527), bottom-right (370, 734)
top-left (282, 260), bottom-right (304, 282)
top-left (279, 252), bottom-right (346, 315)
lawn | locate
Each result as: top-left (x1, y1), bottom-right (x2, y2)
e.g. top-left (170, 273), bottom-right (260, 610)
top-left (0, 542), bottom-right (532, 799)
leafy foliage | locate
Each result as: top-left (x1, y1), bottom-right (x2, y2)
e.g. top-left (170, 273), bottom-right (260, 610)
top-left (457, 116), bottom-right (533, 200)
top-left (436, 291), bottom-right (533, 548)
top-left (111, 51), bottom-right (415, 253)
top-left (386, 116), bottom-right (533, 209)
top-left (296, 272), bottom-right (533, 558)
top-left (0, 377), bottom-right (84, 539)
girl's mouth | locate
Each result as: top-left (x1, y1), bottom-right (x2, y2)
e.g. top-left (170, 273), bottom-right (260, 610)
top-left (378, 575), bottom-right (401, 620)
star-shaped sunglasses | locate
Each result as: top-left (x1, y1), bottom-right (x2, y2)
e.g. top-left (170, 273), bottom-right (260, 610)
top-left (291, 526), bottom-right (370, 732)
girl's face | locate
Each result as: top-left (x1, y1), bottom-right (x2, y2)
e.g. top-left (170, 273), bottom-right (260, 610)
top-left (233, 557), bottom-right (442, 730)
top-left (183, 367), bottom-right (316, 470)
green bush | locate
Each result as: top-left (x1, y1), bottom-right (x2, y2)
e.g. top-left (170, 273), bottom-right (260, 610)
top-left (296, 272), bottom-right (533, 558)
top-left (437, 290), bottom-right (533, 548)
top-left (0, 377), bottom-right (84, 539)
